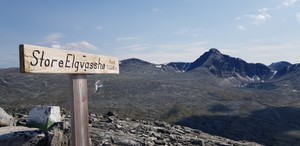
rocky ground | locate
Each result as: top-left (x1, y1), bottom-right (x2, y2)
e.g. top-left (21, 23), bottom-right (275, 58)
top-left (0, 105), bottom-right (261, 146)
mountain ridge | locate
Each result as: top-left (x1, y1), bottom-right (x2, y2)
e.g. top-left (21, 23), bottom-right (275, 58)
top-left (119, 48), bottom-right (297, 83)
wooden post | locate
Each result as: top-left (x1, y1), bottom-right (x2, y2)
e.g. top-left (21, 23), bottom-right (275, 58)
top-left (70, 74), bottom-right (89, 146)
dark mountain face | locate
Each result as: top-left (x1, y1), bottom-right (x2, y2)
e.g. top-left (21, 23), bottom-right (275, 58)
top-left (166, 49), bottom-right (225, 73)
top-left (269, 61), bottom-right (292, 71)
top-left (269, 61), bottom-right (293, 79)
top-left (273, 64), bottom-right (300, 88)
top-left (186, 48), bottom-right (223, 71)
top-left (183, 49), bottom-right (273, 81)
top-left (167, 62), bottom-right (190, 72)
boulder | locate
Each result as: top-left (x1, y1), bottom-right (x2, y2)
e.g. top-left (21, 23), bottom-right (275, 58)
top-left (27, 106), bottom-right (61, 131)
top-left (0, 107), bottom-right (14, 126)
top-left (0, 126), bottom-right (46, 146)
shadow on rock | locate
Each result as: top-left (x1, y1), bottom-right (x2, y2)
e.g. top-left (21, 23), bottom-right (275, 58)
top-left (175, 106), bottom-right (300, 146)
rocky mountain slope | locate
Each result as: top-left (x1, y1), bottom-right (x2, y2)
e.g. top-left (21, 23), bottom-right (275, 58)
top-left (1, 48), bottom-right (300, 145)
top-left (1, 105), bottom-right (261, 146)
top-left (170, 49), bottom-right (271, 80)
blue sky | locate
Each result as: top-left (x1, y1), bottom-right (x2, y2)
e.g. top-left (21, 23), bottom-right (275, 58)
top-left (1, 0), bottom-right (300, 68)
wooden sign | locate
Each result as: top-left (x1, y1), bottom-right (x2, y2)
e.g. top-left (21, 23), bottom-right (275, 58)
top-left (19, 44), bottom-right (119, 74)
top-left (19, 44), bottom-right (120, 146)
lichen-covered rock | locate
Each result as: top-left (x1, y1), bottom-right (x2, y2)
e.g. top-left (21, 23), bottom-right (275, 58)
top-left (27, 106), bottom-right (61, 131)
top-left (0, 107), bottom-right (14, 126)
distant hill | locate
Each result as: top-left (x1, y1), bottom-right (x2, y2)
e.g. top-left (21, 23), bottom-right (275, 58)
top-left (269, 61), bottom-right (292, 70)
top-left (119, 58), bottom-right (175, 74)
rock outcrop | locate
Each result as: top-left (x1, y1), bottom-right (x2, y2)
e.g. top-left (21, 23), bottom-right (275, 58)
top-left (0, 126), bottom-right (47, 146)
top-left (89, 113), bottom-right (261, 146)
top-left (27, 106), bottom-right (61, 131)
top-left (1, 106), bottom-right (261, 146)
top-left (0, 107), bottom-right (14, 126)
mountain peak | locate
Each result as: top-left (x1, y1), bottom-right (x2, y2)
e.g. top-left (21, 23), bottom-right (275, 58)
top-left (184, 48), bottom-right (274, 80)
top-left (208, 48), bottom-right (221, 54)
top-left (185, 48), bottom-right (224, 71)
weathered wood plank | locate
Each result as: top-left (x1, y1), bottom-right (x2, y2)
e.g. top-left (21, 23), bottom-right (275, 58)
top-left (70, 75), bottom-right (89, 146)
top-left (19, 44), bottom-right (119, 74)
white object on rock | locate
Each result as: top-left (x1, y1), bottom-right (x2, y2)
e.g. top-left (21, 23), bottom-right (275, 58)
top-left (27, 106), bottom-right (61, 131)
top-left (0, 107), bottom-right (14, 126)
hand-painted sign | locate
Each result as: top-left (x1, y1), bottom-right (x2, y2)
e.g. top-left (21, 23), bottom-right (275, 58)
top-left (19, 44), bottom-right (119, 74)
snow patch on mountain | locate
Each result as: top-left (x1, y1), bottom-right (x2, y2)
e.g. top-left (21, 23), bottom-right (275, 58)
top-left (270, 70), bottom-right (277, 80)
top-left (155, 64), bottom-right (162, 68)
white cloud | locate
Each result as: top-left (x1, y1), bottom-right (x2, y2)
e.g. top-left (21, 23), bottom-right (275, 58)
top-left (52, 41), bottom-right (98, 51)
top-left (223, 41), bottom-right (300, 64)
top-left (282, 0), bottom-right (298, 7)
top-left (152, 8), bottom-right (160, 12)
top-left (296, 12), bottom-right (300, 22)
top-left (40, 33), bottom-right (98, 51)
top-left (235, 17), bottom-right (242, 21)
top-left (249, 11), bottom-right (271, 24)
top-left (116, 41), bottom-right (207, 63)
top-left (175, 27), bottom-right (203, 37)
top-left (236, 8), bottom-right (271, 26)
top-left (156, 41), bottom-right (206, 51)
top-left (42, 33), bottom-right (64, 44)
top-left (258, 8), bottom-right (269, 12)
top-left (237, 25), bottom-right (246, 32)
top-left (116, 37), bottom-right (137, 42)
top-left (116, 44), bottom-right (147, 52)
top-left (73, 25), bottom-right (82, 31)
top-left (96, 26), bottom-right (103, 30)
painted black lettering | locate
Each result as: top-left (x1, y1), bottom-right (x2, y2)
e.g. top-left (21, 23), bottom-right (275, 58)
top-left (51, 59), bottom-right (58, 67)
top-left (72, 54), bottom-right (75, 68)
top-left (44, 59), bottom-right (50, 67)
top-left (94, 62), bottom-right (97, 69)
top-left (85, 62), bottom-right (89, 69)
top-left (39, 51), bottom-right (45, 67)
top-left (80, 62), bottom-right (85, 68)
top-left (98, 58), bottom-right (101, 69)
top-left (74, 61), bottom-right (79, 72)
top-left (90, 62), bottom-right (94, 69)
top-left (65, 54), bottom-right (72, 68)
top-left (30, 50), bottom-right (40, 66)
top-left (58, 60), bottom-right (64, 67)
